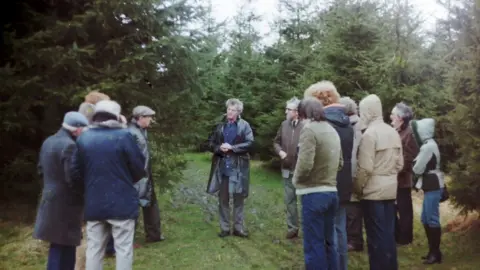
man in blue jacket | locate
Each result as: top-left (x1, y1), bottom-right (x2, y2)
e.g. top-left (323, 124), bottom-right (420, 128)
top-left (71, 100), bottom-right (145, 270)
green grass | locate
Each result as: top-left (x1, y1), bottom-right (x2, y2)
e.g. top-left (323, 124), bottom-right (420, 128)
top-left (1, 152), bottom-right (480, 269)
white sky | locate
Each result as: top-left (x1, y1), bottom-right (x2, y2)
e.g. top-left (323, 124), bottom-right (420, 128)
top-left (210, 0), bottom-right (448, 45)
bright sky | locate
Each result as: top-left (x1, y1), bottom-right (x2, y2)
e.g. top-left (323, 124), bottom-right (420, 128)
top-left (210, 0), bottom-right (448, 45)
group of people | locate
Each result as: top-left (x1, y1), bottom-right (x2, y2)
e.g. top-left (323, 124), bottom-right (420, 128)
top-left (33, 80), bottom-right (447, 270)
top-left (34, 91), bottom-right (164, 270)
top-left (207, 81), bottom-right (447, 270)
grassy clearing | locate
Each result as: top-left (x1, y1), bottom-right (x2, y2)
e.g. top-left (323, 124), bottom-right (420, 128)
top-left (1, 152), bottom-right (480, 269)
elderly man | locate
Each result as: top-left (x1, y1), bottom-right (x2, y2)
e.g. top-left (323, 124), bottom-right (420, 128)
top-left (33, 112), bottom-right (89, 270)
top-left (390, 102), bottom-right (419, 246)
top-left (207, 98), bottom-right (254, 238)
top-left (129, 105), bottom-right (165, 243)
top-left (71, 100), bottom-right (146, 270)
top-left (273, 97), bottom-right (304, 239)
top-left (354, 94), bottom-right (403, 270)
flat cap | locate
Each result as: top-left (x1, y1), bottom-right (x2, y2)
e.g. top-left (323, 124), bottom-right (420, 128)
top-left (63, 111), bottom-right (89, 128)
top-left (132, 105), bottom-right (155, 117)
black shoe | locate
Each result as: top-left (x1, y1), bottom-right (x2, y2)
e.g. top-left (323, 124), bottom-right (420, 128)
top-left (218, 231), bottom-right (230, 238)
top-left (233, 230), bottom-right (248, 238)
top-left (146, 235), bottom-right (166, 243)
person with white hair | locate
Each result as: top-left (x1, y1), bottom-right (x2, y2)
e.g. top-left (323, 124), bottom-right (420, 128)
top-left (33, 111), bottom-right (89, 270)
top-left (273, 97), bottom-right (304, 239)
top-left (207, 98), bottom-right (254, 238)
top-left (70, 100), bottom-right (146, 270)
top-left (390, 102), bottom-right (419, 246)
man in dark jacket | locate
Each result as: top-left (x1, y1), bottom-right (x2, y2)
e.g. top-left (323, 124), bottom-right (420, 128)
top-left (390, 102), bottom-right (419, 245)
top-left (207, 98), bottom-right (254, 238)
top-left (304, 80), bottom-right (354, 270)
top-left (71, 100), bottom-right (145, 270)
top-left (129, 105), bottom-right (164, 243)
top-left (33, 111), bottom-right (89, 270)
top-left (273, 97), bottom-right (304, 239)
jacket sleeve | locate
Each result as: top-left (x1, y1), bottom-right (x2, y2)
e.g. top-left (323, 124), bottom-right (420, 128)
top-left (123, 133), bottom-right (147, 183)
top-left (412, 144), bottom-right (433, 176)
top-left (396, 145), bottom-right (404, 173)
top-left (292, 127), bottom-right (315, 186)
top-left (208, 124), bottom-right (223, 155)
top-left (400, 132), bottom-right (419, 173)
top-left (70, 145), bottom-right (84, 189)
top-left (231, 122), bottom-right (254, 154)
top-left (61, 142), bottom-right (77, 188)
top-left (273, 124), bottom-right (283, 154)
top-left (354, 132), bottom-right (375, 195)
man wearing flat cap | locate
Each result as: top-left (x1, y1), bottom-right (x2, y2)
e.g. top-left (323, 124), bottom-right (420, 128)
top-left (33, 112), bottom-right (89, 270)
top-left (129, 105), bottom-right (165, 243)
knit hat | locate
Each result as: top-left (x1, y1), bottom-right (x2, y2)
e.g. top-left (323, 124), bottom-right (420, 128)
top-left (62, 111), bottom-right (89, 131)
top-left (132, 105), bottom-right (155, 117)
top-left (94, 100), bottom-right (121, 118)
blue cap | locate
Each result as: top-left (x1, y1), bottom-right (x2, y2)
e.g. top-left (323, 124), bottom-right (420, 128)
top-left (63, 111), bottom-right (89, 128)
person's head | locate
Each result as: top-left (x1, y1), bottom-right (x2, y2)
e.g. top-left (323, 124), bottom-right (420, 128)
top-left (78, 91), bottom-right (110, 123)
top-left (62, 111), bottom-right (89, 137)
top-left (298, 97), bottom-right (325, 122)
top-left (304, 80), bottom-right (340, 106)
top-left (225, 98), bottom-right (243, 121)
top-left (84, 91), bottom-right (110, 105)
top-left (359, 94), bottom-right (383, 127)
top-left (92, 100), bottom-right (122, 123)
top-left (132, 105), bottom-right (156, 128)
top-left (285, 97), bottom-right (300, 121)
top-left (390, 102), bottom-right (414, 131)
top-left (339, 96), bottom-right (358, 116)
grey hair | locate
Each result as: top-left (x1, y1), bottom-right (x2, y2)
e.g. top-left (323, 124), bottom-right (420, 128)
top-left (339, 97), bottom-right (358, 116)
top-left (225, 98), bottom-right (244, 114)
top-left (298, 97), bottom-right (325, 121)
top-left (391, 102), bottom-right (413, 121)
top-left (286, 97), bottom-right (300, 109)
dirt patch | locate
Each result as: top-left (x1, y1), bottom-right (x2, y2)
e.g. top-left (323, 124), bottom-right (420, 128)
top-left (444, 212), bottom-right (480, 233)
top-left (74, 227), bottom-right (87, 270)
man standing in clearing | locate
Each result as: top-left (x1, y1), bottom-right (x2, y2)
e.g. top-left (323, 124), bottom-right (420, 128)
top-left (129, 105), bottom-right (165, 243)
top-left (273, 97), bottom-right (304, 239)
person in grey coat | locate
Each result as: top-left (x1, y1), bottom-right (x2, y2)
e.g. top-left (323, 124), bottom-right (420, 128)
top-left (207, 98), bottom-right (254, 238)
top-left (33, 111), bottom-right (89, 270)
top-left (128, 105), bottom-right (165, 243)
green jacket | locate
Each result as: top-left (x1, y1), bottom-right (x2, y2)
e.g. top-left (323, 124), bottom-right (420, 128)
top-left (293, 120), bottom-right (343, 195)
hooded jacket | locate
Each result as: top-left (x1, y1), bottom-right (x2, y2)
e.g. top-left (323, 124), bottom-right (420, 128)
top-left (324, 104), bottom-right (354, 204)
top-left (354, 95), bottom-right (403, 200)
top-left (411, 118), bottom-right (444, 191)
top-left (349, 114), bottom-right (363, 202)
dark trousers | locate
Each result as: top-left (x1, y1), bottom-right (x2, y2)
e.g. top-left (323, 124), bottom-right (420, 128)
top-left (106, 189), bottom-right (163, 253)
top-left (395, 188), bottom-right (413, 245)
top-left (47, 243), bottom-right (76, 270)
top-left (362, 200), bottom-right (398, 270)
top-left (346, 201), bottom-right (364, 249)
top-left (301, 192), bottom-right (338, 270)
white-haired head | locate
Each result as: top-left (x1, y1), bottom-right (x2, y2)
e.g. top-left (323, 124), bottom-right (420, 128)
top-left (225, 98), bottom-right (243, 121)
top-left (304, 80), bottom-right (340, 106)
top-left (390, 102), bottom-right (414, 131)
top-left (339, 97), bottom-right (358, 116)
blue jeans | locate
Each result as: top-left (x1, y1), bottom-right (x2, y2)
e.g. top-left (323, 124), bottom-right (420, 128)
top-left (47, 243), bottom-right (76, 270)
top-left (361, 200), bottom-right (398, 270)
top-left (422, 189), bottom-right (442, 227)
top-left (301, 192), bottom-right (339, 270)
top-left (334, 206), bottom-right (348, 270)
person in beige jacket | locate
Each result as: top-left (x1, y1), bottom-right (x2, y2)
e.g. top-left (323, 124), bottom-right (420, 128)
top-left (353, 94), bottom-right (403, 270)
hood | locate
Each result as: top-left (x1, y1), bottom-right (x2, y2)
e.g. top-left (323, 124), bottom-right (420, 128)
top-left (91, 119), bottom-right (126, 129)
top-left (411, 118), bottom-right (435, 144)
top-left (359, 94), bottom-right (383, 127)
top-left (324, 104), bottom-right (350, 127)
